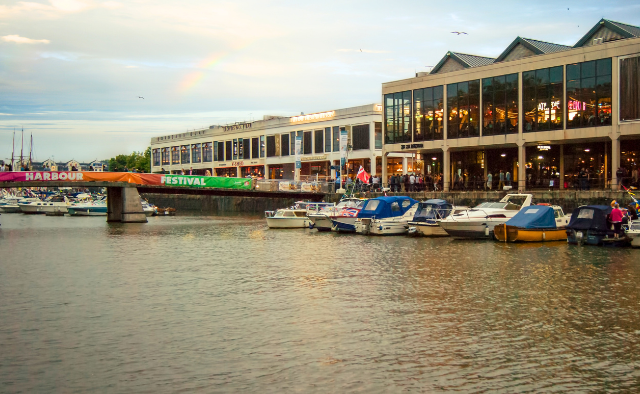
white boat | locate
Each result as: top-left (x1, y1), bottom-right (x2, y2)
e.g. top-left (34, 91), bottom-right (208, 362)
top-left (439, 194), bottom-right (534, 239)
top-left (308, 198), bottom-right (364, 231)
top-left (625, 220), bottom-right (640, 247)
top-left (265, 208), bottom-right (312, 228)
top-left (407, 199), bottom-right (468, 237)
top-left (0, 196), bottom-right (40, 213)
top-left (354, 196), bottom-right (419, 235)
top-left (19, 195), bottom-right (70, 214)
top-left (68, 199), bottom-right (107, 216)
top-left (142, 200), bottom-right (157, 217)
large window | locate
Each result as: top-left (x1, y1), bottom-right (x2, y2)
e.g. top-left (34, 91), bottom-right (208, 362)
top-left (161, 147), bottom-right (170, 165)
top-left (375, 122), bottom-right (382, 149)
top-left (447, 80), bottom-right (480, 139)
top-left (191, 143), bottom-right (201, 163)
top-left (225, 141), bottom-right (232, 161)
top-left (213, 141), bottom-right (218, 161)
top-left (181, 145), bottom-right (190, 164)
top-left (332, 126), bottom-right (339, 151)
top-left (281, 134), bottom-right (289, 156)
top-left (266, 135), bottom-right (276, 157)
top-left (216, 141), bottom-right (224, 162)
top-left (314, 130), bottom-right (323, 153)
top-left (385, 91), bottom-right (411, 144)
top-left (238, 139), bottom-right (243, 159)
top-left (325, 127), bottom-right (331, 152)
top-left (523, 66), bottom-right (563, 132)
top-left (567, 58), bottom-right (612, 128)
top-left (483, 74), bottom-right (518, 136)
top-left (290, 131), bottom-right (296, 155)
top-left (243, 138), bottom-right (250, 159)
top-left (352, 124), bottom-right (370, 150)
top-left (233, 139), bottom-right (238, 160)
top-left (413, 86), bottom-right (444, 141)
top-left (303, 131), bottom-right (312, 154)
top-left (203, 142), bottom-right (212, 162)
top-left (621, 56), bottom-right (640, 121)
top-left (171, 146), bottom-right (180, 164)
top-left (252, 138), bottom-right (259, 159)
top-left (152, 149), bottom-right (160, 166)
top-left (260, 136), bottom-right (265, 158)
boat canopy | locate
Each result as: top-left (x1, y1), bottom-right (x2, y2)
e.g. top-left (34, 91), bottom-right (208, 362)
top-left (505, 205), bottom-right (557, 229)
top-left (358, 196), bottom-right (418, 219)
top-left (567, 205), bottom-right (612, 231)
top-left (412, 199), bottom-right (452, 223)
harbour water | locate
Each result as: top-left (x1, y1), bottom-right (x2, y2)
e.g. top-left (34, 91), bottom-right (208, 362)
top-left (1, 214), bottom-right (640, 392)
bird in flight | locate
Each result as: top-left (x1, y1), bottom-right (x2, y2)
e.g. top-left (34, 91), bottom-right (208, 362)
top-left (451, 31), bottom-right (468, 35)
top-left (138, 96), bottom-right (144, 99)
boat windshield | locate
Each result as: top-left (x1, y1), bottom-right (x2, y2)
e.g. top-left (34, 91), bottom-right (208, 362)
top-left (475, 202), bottom-right (507, 209)
top-left (363, 200), bottom-right (380, 211)
top-left (629, 222), bottom-right (640, 231)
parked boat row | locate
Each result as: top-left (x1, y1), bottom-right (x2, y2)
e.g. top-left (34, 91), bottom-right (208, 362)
top-left (265, 193), bottom-right (639, 247)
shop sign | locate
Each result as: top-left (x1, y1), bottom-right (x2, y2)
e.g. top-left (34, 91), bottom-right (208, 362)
top-left (400, 143), bottom-right (424, 149)
top-left (249, 160), bottom-right (264, 165)
top-left (537, 145), bottom-right (551, 151)
top-left (232, 161), bottom-right (244, 166)
top-left (301, 155), bottom-right (327, 161)
top-left (161, 175), bottom-right (252, 190)
top-left (374, 104), bottom-right (382, 112)
top-left (223, 123), bottom-right (252, 132)
top-left (290, 111), bottom-right (335, 123)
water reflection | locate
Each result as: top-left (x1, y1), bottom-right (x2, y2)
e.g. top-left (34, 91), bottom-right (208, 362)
top-left (0, 214), bottom-right (639, 392)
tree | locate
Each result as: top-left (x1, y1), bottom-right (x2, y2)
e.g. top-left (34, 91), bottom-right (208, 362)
top-left (106, 147), bottom-right (151, 172)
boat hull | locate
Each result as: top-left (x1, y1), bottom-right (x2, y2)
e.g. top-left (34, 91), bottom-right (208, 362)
top-left (330, 218), bottom-right (357, 232)
top-left (19, 203), bottom-right (68, 214)
top-left (0, 205), bottom-right (22, 213)
top-left (408, 222), bottom-right (449, 237)
top-left (566, 229), bottom-right (631, 246)
top-left (266, 217), bottom-right (311, 229)
top-left (494, 224), bottom-right (567, 242)
top-left (308, 214), bottom-right (333, 231)
top-left (368, 220), bottom-right (408, 235)
top-left (440, 218), bottom-right (508, 239)
top-left (68, 206), bottom-right (108, 216)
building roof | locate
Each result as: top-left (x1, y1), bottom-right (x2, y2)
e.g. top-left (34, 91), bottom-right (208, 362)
top-left (431, 51), bottom-right (495, 74)
top-left (495, 36), bottom-right (571, 62)
top-left (574, 18), bottom-right (640, 47)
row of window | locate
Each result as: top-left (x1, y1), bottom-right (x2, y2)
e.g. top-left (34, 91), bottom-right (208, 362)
top-left (384, 57), bottom-right (614, 144)
top-left (151, 123), bottom-right (383, 166)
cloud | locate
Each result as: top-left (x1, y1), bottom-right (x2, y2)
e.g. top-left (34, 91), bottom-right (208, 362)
top-left (2, 34), bottom-right (50, 44)
top-left (337, 49), bottom-right (389, 54)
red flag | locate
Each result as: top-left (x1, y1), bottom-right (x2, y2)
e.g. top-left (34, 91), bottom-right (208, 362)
top-left (356, 166), bottom-right (370, 183)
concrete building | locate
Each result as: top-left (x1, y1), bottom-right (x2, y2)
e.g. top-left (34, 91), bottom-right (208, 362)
top-left (381, 19), bottom-right (640, 192)
top-left (150, 104), bottom-right (388, 180)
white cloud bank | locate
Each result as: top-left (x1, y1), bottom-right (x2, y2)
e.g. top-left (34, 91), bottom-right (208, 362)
top-left (2, 34), bottom-right (50, 44)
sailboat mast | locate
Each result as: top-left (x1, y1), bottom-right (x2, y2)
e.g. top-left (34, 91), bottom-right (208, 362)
top-left (29, 133), bottom-right (33, 170)
top-left (10, 129), bottom-right (15, 171)
top-left (20, 128), bottom-right (24, 170)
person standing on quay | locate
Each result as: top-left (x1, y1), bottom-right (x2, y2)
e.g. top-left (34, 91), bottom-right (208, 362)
top-left (498, 170), bottom-right (505, 190)
top-left (487, 172), bottom-right (493, 190)
top-left (506, 171), bottom-right (511, 187)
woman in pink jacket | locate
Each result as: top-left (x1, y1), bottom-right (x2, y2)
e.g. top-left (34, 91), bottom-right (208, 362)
top-left (610, 202), bottom-right (624, 239)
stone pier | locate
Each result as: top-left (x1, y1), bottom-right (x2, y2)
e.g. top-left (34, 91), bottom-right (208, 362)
top-left (107, 187), bottom-right (147, 223)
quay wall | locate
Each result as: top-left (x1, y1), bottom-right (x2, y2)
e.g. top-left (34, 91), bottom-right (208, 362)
top-left (143, 190), bottom-right (634, 214)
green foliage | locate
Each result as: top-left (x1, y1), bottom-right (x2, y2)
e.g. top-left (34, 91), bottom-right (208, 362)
top-left (106, 147), bottom-right (151, 172)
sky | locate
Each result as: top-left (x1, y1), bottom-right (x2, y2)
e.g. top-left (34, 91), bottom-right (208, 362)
top-left (1, 0), bottom-right (639, 163)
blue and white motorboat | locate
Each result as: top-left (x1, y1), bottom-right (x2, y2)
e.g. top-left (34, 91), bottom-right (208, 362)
top-left (68, 199), bottom-right (108, 216)
top-left (354, 196), bottom-right (419, 235)
top-left (407, 199), bottom-right (468, 237)
top-left (567, 205), bottom-right (631, 246)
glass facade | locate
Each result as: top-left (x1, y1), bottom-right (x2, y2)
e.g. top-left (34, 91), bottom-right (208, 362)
top-left (180, 145), bottom-right (190, 164)
top-left (203, 142), bottom-right (212, 162)
top-left (413, 86), bottom-right (444, 141)
top-left (567, 58), bottom-right (612, 128)
top-left (375, 122), bottom-right (382, 149)
top-left (152, 149), bottom-right (160, 167)
top-left (482, 74), bottom-right (518, 135)
top-left (243, 138), bottom-right (250, 159)
top-left (447, 80), bottom-right (480, 139)
top-left (352, 124), bottom-right (370, 150)
top-left (290, 131), bottom-right (296, 155)
top-left (191, 143), bottom-right (201, 163)
top-left (260, 136), bottom-right (265, 158)
top-left (281, 134), bottom-right (289, 156)
top-left (621, 56), bottom-right (640, 121)
top-left (171, 146), bottom-right (179, 164)
top-left (325, 127), bottom-right (331, 152)
top-left (332, 126), bottom-right (339, 151)
top-left (314, 130), bottom-right (323, 153)
top-left (233, 139), bottom-right (238, 160)
top-left (238, 139), bottom-right (243, 159)
top-left (161, 147), bottom-right (170, 165)
top-left (385, 91), bottom-right (411, 144)
top-left (251, 138), bottom-right (259, 159)
top-left (225, 141), bottom-right (232, 161)
top-left (216, 141), bottom-right (224, 162)
top-left (523, 66), bottom-right (563, 132)
top-left (303, 131), bottom-right (312, 154)
top-left (266, 135), bottom-right (276, 157)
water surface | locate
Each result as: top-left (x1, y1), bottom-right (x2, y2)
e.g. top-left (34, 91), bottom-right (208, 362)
top-left (1, 214), bottom-right (640, 392)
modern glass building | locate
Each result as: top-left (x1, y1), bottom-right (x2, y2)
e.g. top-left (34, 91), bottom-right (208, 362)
top-left (382, 19), bottom-right (640, 191)
top-left (150, 104), bottom-right (386, 180)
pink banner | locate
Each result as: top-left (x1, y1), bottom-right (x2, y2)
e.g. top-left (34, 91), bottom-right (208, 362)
top-left (0, 171), bottom-right (163, 185)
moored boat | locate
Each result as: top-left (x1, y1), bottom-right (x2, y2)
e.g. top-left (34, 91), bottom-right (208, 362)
top-left (566, 205), bottom-right (631, 246)
top-left (309, 198), bottom-right (364, 231)
top-left (265, 207), bottom-right (312, 228)
top-left (494, 205), bottom-right (570, 242)
top-left (407, 199), bottom-right (467, 237)
top-left (354, 196), bottom-right (419, 235)
top-left (19, 195), bottom-right (69, 214)
top-left (625, 220), bottom-right (640, 247)
top-left (439, 194), bottom-right (533, 239)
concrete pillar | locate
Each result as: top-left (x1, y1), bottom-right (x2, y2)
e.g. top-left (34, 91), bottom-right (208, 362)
top-left (107, 187), bottom-right (147, 223)
top-left (264, 165), bottom-right (269, 179)
top-left (236, 166), bottom-right (241, 178)
top-left (518, 143), bottom-right (526, 192)
top-left (483, 151), bottom-right (488, 181)
top-left (402, 157), bottom-right (408, 174)
top-left (443, 147), bottom-right (450, 192)
top-left (370, 155), bottom-right (377, 176)
top-left (382, 153), bottom-right (388, 186)
top-left (559, 145), bottom-right (564, 190)
top-left (612, 137), bottom-right (620, 190)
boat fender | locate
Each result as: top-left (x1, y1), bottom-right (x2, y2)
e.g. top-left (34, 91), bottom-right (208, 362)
top-left (542, 231), bottom-right (545, 240)
top-left (485, 226), bottom-right (489, 236)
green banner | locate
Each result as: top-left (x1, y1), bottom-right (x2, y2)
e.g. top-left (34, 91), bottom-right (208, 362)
top-left (161, 175), bottom-right (253, 190)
